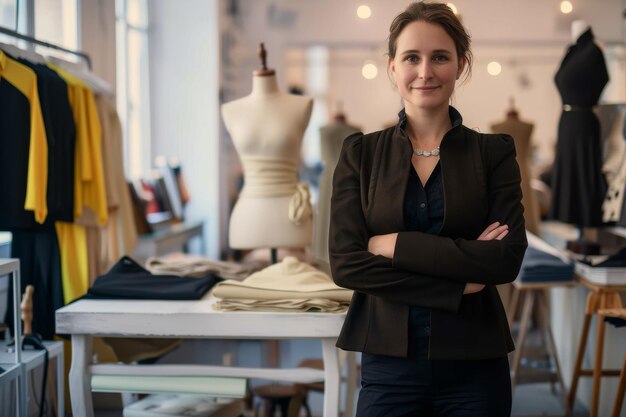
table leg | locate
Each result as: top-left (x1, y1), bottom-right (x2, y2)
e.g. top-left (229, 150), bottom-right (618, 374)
top-left (322, 338), bottom-right (340, 417)
top-left (57, 345), bottom-right (65, 417)
top-left (538, 291), bottom-right (567, 408)
top-left (566, 296), bottom-right (594, 416)
top-left (511, 289), bottom-right (535, 391)
top-left (343, 351), bottom-right (357, 417)
top-left (70, 335), bottom-right (94, 417)
top-left (590, 295), bottom-right (608, 417)
top-left (612, 351), bottom-right (626, 417)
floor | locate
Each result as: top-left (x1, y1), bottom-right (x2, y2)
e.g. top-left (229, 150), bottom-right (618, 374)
top-left (91, 381), bottom-right (588, 417)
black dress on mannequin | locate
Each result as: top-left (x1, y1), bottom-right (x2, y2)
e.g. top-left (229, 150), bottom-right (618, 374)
top-left (550, 28), bottom-right (608, 228)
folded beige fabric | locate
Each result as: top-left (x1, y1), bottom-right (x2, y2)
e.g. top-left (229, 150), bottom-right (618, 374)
top-left (212, 256), bottom-right (352, 303)
top-left (214, 298), bottom-right (348, 313)
top-left (145, 253), bottom-right (259, 281)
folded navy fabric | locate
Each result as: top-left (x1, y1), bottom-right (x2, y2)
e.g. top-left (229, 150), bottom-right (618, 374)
top-left (82, 256), bottom-right (221, 300)
top-left (519, 247), bottom-right (575, 282)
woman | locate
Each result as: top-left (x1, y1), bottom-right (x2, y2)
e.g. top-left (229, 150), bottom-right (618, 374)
top-left (329, 2), bottom-right (527, 416)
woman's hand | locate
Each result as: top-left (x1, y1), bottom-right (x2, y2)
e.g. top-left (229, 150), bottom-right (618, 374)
top-left (367, 233), bottom-right (398, 259)
top-left (464, 221), bottom-right (509, 294)
top-left (464, 283), bottom-right (486, 294)
top-left (477, 221), bottom-right (509, 241)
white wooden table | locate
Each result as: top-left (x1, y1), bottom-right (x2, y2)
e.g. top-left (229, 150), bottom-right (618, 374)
top-left (56, 294), bottom-right (355, 417)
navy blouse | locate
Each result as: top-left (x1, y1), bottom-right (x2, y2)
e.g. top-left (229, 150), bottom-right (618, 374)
top-left (405, 162), bottom-right (444, 338)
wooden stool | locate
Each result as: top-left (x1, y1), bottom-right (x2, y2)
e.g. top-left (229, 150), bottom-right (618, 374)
top-left (598, 308), bottom-right (626, 417)
top-left (293, 359), bottom-right (325, 417)
top-left (507, 280), bottom-right (574, 409)
top-left (252, 384), bottom-right (304, 417)
top-left (566, 280), bottom-right (626, 417)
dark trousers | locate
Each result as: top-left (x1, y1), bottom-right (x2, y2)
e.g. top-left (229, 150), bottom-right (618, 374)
top-left (356, 337), bottom-right (512, 417)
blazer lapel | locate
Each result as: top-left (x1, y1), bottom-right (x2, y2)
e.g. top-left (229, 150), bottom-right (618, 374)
top-left (439, 128), bottom-right (488, 239)
top-left (365, 127), bottom-right (413, 235)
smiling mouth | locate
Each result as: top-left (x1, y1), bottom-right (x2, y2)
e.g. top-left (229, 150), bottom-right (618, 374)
top-left (413, 86), bottom-right (439, 91)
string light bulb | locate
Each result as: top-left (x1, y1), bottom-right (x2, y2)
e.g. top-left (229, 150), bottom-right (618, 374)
top-left (487, 61), bottom-right (502, 76)
top-left (362, 62), bottom-right (378, 79)
top-left (560, 1), bottom-right (573, 14)
top-left (357, 5), bottom-right (372, 19)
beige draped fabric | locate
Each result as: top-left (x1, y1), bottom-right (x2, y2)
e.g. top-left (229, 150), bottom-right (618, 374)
top-left (239, 156), bottom-right (312, 225)
top-left (145, 253), bottom-right (259, 281)
top-left (213, 256), bottom-right (352, 312)
top-left (95, 95), bottom-right (138, 265)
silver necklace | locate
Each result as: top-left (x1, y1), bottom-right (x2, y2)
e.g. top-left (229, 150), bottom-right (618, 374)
top-left (413, 147), bottom-right (440, 157)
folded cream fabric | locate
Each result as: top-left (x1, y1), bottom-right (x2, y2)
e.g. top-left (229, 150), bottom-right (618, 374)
top-left (212, 256), bottom-right (352, 303)
top-left (145, 253), bottom-right (259, 281)
top-left (214, 298), bottom-right (348, 313)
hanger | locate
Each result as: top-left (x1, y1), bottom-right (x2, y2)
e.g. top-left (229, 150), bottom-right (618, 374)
top-left (47, 55), bottom-right (113, 97)
top-left (0, 42), bottom-right (46, 64)
top-left (0, 25), bottom-right (91, 68)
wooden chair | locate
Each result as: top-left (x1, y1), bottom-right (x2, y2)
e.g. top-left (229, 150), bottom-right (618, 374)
top-left (507, 279), bottom-right (575, 409)
top-left (566, 280), bottom-right (626, 417)
top-left (293, 359), bottom-right (325, 417)
top-left (252, 383), bottom-right (304, 417)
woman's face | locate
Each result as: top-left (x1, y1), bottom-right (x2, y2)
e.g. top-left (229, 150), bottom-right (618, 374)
top-left (389, 20), bottom-right (465, 112)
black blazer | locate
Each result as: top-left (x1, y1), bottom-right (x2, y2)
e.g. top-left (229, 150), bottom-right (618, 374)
top-left (329, 108), bottom-right (527, 360)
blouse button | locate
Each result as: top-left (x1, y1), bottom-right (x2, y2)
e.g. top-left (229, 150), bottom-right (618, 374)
top-left (419, 202), bottom-right (426, 209)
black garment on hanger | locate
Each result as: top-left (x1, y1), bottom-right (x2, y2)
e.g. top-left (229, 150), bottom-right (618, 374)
top-left (0, 54), bottom-right (36, 230)
top-left (82, 256), bottom-right (221, 300)
top-left (550, 28), bottom-right (609, 227)
top-left (17, 59), bottom-right (76, 223)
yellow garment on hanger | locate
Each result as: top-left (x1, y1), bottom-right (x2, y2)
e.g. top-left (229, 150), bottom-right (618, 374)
top-left (48, 63), bottom-right (108, 224)
top-left (55, 222), bottom-right (88, 303)
top-left (0, 50), bottom-right (48, 223)
top-left (49, 63), bottom-right (108, 303)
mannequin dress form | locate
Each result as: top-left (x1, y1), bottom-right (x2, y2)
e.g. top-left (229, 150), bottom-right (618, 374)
top-left (490, 102), bottom-right (540, 235)
top-left (550, 23), bottom-right (608, 251)
top-left (222, 44), bottom-right (314, 252)
top-left (313, 109), bottom-right (359, 272)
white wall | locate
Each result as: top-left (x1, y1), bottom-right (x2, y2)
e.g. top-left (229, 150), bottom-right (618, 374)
top-left (222, 0), bottom-right (625, 164)
top-left (80, 0), bottom-right (116, 90)
top-left (148, 0), bottom-right (222, 258)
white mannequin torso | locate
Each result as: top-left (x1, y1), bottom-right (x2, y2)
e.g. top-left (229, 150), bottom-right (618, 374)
top-left (222, 74), bottom-right (314, 249)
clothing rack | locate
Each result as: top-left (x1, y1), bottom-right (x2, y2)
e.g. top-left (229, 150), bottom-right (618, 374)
top-left (0, 25), bottom-right (92, 69)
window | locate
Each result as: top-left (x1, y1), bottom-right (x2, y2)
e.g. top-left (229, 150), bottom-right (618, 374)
top-left (116, 0), bottom-right (151, 179)
top-left (34, 0), bottom-right (77, 50)
top-left (0, 0), bottom-right (77, 50)
top-left (0, 0), bottom-right (18, 29)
